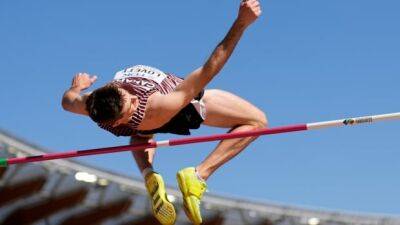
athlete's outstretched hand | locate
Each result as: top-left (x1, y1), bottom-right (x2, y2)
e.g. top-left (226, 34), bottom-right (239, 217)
top-left (237, 0), bottom-right (262, 27)
top-left (71, 73), bottom-right (97, 91)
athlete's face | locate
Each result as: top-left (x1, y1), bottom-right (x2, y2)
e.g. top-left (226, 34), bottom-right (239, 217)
top-left (112, 88), bottom-right (138, 127)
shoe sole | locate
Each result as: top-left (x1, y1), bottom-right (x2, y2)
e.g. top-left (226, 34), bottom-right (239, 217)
top-left (148, 176), bottom-right (177, 225)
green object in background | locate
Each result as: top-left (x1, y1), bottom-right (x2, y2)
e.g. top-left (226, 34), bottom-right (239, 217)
top-left (0, 158), bottom-right (8, 167)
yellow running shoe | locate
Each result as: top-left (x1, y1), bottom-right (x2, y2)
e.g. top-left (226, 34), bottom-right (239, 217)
top-left (145, 172), bottom-right (177, 225)
top-left (176, 167), bottom-right (207, 225)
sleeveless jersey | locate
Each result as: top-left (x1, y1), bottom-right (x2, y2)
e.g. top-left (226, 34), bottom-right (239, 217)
top-left (98, 65), bottom-right (183, 137)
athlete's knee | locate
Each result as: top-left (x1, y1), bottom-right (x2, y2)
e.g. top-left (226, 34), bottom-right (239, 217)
top-left (257, 111), bottom-right (268, 128)
top-left (249, 110), bottom-right (268, 129)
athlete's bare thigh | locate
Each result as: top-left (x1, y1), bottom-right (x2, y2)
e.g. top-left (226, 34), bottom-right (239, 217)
top-left (202, 89), bottom-right (267, 128)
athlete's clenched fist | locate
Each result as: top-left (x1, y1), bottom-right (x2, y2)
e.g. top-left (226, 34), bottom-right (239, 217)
top-left (237, 0), bottom-right (262, 27)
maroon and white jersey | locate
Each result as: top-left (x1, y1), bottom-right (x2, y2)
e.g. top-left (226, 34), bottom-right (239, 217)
top-left (98, 65), bottom-right (184, 137)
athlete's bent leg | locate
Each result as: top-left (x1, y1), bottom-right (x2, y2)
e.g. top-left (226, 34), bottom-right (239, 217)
top-left (131, 137), bottom-right (176, 225)
top-left (177, 89), bottom-right (267, 224)
top-left (197, 89), bottom-right (268, 180)
top-left (131, 148), bottom-right (156, 175)
top-left (130, 136), bottom-right (157, 176)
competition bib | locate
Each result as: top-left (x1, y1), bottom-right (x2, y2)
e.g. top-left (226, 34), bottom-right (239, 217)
top-left (113, 65), bottom-right (168, 85)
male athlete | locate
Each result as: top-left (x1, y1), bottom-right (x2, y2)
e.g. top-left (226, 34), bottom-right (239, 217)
top-left (62, 1), bottom-right (265, 224)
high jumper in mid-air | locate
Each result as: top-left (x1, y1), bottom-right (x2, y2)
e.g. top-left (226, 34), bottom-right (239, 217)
top-left (62, 0), bottom-right (263, 224)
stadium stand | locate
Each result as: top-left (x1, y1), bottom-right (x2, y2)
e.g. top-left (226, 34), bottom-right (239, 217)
top-left (0, 129), bottom-right (399, 225)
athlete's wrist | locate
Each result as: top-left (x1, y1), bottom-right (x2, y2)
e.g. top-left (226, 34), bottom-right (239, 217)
top-left (69, 86), bottom-right (84, 93)
top-left (234, 18), bottom-right (250, 30)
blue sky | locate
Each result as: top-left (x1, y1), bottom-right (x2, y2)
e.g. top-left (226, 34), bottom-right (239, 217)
top-left (1, 0), bottom-right (399, 215)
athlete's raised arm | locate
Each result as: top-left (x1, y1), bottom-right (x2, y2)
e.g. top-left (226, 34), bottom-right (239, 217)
top-left (61, 73), bottom-right (97, 115)
top-left (151, 0), bottom-right (261, 122)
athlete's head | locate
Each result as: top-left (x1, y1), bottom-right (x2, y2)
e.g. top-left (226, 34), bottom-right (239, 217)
top-left (86, 84), bottom-right (139, 127)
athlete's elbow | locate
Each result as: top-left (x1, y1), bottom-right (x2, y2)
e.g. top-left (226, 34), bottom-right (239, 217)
top-left (61, 98), bottom-right (74, 112)
top-left (61, 99), bottom-right (68, 111)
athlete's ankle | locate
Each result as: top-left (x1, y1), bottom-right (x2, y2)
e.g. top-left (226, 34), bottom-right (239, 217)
top-left (142, 167), bottom-right (155, 179)
top-left (195, 166), bottom-right (207, 182)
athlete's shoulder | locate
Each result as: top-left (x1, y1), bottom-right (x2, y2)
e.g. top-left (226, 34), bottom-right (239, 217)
top-left (139, 91), bottom-right (173, 129)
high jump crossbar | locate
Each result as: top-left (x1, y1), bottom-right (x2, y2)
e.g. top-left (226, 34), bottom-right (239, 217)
top-left (1, 112), bottom-right (399, 167)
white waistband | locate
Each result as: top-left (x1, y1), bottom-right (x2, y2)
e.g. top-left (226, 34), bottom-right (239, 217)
top-left (191, 99), bottom-right (206, 120)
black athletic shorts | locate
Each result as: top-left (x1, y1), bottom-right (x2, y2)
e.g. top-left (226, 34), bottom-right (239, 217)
top-left (138, 90), bottom-right (205, 136)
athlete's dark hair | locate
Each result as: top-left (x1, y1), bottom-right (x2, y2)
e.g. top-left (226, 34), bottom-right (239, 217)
top-left (86, 85), bottom-right (124, 124)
